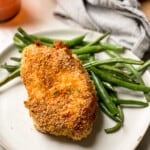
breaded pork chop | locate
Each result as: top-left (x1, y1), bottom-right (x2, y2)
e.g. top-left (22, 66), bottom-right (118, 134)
top-left (21, 42), bottom-right (98, 140)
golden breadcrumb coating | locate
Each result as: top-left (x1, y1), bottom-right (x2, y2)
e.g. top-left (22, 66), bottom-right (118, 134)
top-left (21, 41), bottom-right (98, 140)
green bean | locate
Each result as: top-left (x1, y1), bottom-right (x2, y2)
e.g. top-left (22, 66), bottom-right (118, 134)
top-left (73, 41), bottom-right (90, 48)
top-left (0, 64), bottom-right (20, 73)
top-left (103, 82), bottom-right (116, 92)
top-left (15, 32), bottom-right (52, 47)
top-left (98, 65), bottom-right (130, 79)
top-left (136, 60), bottom-right (150, 73)
top-left (105, 122), bottom-right (122, 133)
top-left (73, 45), bottom-right (84, 49)
top-left (0, 68), bottom-right (20, 87)
top-left (109, 92), bottom-right (124, 122)
top-left (114, 99), bottom-right (148, 107)
top-left (10, 57), bottom-right (21, 62)
top-left (40, 42), bottom-right (53, 47)
top-left (107, 50), bottom-right (150, 102)
top-left (126, 64), bottom-right (150, 102)
top-left (80, 60), bottom-right (89, 64)
top-left (85, 32), bottom-right (110, 47)
top-left (32, 34), bottom-right (86, 48)
top-left (23, 29), bottom-right (110, 49)
top-left (115, 63), bottom-right (125, 69)
top-left (64, 35), bottom-right (86, 47)
top-left (90, 71), bottom-right (118, 115)
top-left (17, 27), bottom-right (35, 43)
top-left (83, 58), bottom-right (143, 69)
top-left (117, 106), bottom-right (124, 122)
top-left (109, 91), bottom-right (118, 103)
top-left (13, 36), bottom-right (27, 48)
top-left (18, 48), bottom-right (23, 53)
top-left (111, 71), bottom-right (136, 83)
top-left (14, 33), bottom-right (31, 45)
top-left (100, 102), bottom-right (121, 122)
top-left (72, 45), bottom-right (104, 54)
top-left (91, 67), bottom-right (150, 92)
top-left (106, 50), bottom-right (121, 57)
top-left (104, 106), bottom-right (124, 134)
top-left (110, 91), bottom-right (148, 107)
top-left (125, 64), bottom-right (144, 85)
top-left (31, 35), bottom-right (55, 43)
top-left (77, 54), bottom-right (91, 60)
top-left (101, 42), bottom-right (125, 51)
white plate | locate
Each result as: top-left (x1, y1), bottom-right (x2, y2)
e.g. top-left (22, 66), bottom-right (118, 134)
top-left (0, 29), bottom-right (150, 150)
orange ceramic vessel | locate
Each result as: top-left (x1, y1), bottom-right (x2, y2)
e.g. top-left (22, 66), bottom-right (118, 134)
top-left (0, 0), bottom-right (20, 22)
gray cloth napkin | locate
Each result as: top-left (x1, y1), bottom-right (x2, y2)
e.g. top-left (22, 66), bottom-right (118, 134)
top-left (54, 0), bottom-right (150, 58)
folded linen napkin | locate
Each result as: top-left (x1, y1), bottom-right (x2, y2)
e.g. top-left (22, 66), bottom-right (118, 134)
top-left (54, 0), bottom-right (150, 58)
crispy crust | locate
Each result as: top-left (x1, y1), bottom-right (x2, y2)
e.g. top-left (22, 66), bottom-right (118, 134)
top-left (21, 42), bottom-right (98, 140)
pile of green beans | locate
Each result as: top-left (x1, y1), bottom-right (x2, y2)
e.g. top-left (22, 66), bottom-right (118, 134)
top-left (0, 27), bottom-right (150, 133)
